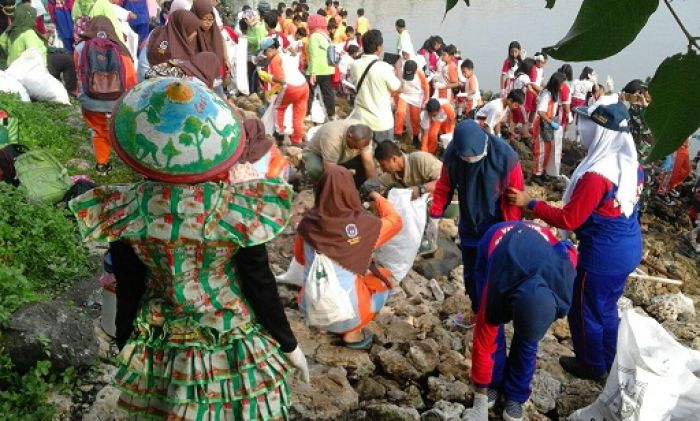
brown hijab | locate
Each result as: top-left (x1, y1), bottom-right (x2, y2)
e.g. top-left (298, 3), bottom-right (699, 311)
top-left (80, 16), bottom-right (130, 56)
top-left (239, 118), bottom-right (273, 163)
top-left (191, 0), bottom-right (225, 64)
top-left (297, 165), bottom-right (381, 275)
top-left (177, 51), bottom-right (220, 88)
top-left (147, 10), bottom-right (201, 66)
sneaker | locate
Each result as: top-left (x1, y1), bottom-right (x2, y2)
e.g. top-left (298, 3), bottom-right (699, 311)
top-left (559, 356), bottom-right (607, 382)
top-left (686, 231), bottom-right (700, 253)
top-left (95, 162), bottom-right (112, 176)
top-left (669, 189), bottom-right (681, 198)
top-left (452, 312), bottom-right (476, 329)
top-left (487, 388), bottom-right (499, 409)
top-left (531, 174), bottom-right (546, 186)
top-left (503, 400), bottom-right (523, 421)
top-left (412, 135), bottom-right (421, 149)
top-left (657, 195), bottom-right (677, 206)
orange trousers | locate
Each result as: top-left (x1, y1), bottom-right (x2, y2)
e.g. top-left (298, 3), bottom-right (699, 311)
top-left (276, 83), bottom-right (309, 144)
top-left (82, 110), bottom-right (111, 165)
top-left (394, 98), bottom-right (421, 136)
top-left (421, 119), bottom-right (455, 154)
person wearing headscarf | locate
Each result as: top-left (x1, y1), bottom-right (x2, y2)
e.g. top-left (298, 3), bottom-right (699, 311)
top-left (191, 0), bottom-right (226, 78)
top-left (461, 221), bottom-right (577, 421)
top-left (73, 16), bottom-right (136, 175)
top-left (294, 165), bottom-right (402, 349)
top-left (0, 3), bottom-right (77, 92)
top-left (144, 51), bottom-right (219, 88)
top-left (508, 95), bottom-right (643, 382)
top-left (227, 116), bottom-right (290, 182)
top-left (257, 37), bottom-right (309, 145)
top-left (430, 120), bottom-right (524, 329)
top-left (0, 3), bottom-right (46, 65)
top-left (72, 0), bottom-right (122, 42)
top-left (305, 13), bottom-right (335, 120)
top-left (69, 78), bottom-right (308, 419)
top-left (146, 9), bottom-right (199, 65)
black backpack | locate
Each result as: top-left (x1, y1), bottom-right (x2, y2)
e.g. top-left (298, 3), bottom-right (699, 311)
top-left (0, 144), bottom-right (29, 186)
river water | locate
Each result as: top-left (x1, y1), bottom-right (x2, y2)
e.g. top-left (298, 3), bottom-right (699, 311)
top-left (331, 0), bottom-right (700, 91)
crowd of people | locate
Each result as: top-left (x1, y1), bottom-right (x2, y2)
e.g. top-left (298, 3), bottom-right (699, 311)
top-left (1, 0), bottom-right (699, 420)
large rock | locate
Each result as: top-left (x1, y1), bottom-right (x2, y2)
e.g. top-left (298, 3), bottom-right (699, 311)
top-left (314, 344), bottom-right (375, 378)
top-left (440, 294), bottom-right (469, 318)
top-left (647, 292), bottom-right (696, 322)
top-left (414, 238), bottom-right (462, 280)
top-left (356, 377), bottom-right (387, 400)
top-left (420, 400), bottom-right (466, 421)
top-left (530, 370), bottom-right (561, 413)
top-left (364, 403), bottom-right (420, 421)
top-left (437, 350), bottom-right (471, 383)
top-left (290, 365), bottom-right (358, 420)
top-left (557, 379), bottom-right (602, 418)
top-left (401, 270), bottom-right (434, 301)
top-left (83, 385), bottom-right (125, 421)
top-left (549, 318), bottom-right (571, 341)
top-left (3, 300), bottom-right (99, 373)
top-left (377, 347), bottom-right (421, 381)
top-left (407, 339), bottom-right (440, 376)
top-left (427, 375), bottom-right (471, 403)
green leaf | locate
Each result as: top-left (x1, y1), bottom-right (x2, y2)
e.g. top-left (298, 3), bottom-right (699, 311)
top-left (179, 133), bottom-right (194, 146)
top-left (543, 0), bottom-right (659, 61)
top-left (545, 0), bottom-right (555, 8)
top-left (645, 52), bottom-right (700, 161)
top-left (444, 0), bottom-right (458, 18)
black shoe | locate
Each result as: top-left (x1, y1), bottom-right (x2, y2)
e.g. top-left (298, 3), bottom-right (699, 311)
top-left (412, 135), bottom-right (420, 149)
top-left (531, 174), bottom-right (546, 186)
top-left (95, 162), bottom-right (112, 176)
top-left (559, 356), bottom-right (607, 382)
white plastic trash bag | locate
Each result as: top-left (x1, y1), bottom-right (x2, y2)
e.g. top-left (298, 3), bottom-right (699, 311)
top-left (568, 310), bottom-right (700, 421)
top-left (275, 258), bottom-right (304, 287)
top-left (261, 93), bottom-right (294, 136)
top-left (0, 71), bottom-right (30, 102)
top-left (6, 48), bottom-right (70, 104)
top-left (302, 253), bottom-right (356, 328)
top-left (310, 86), bottom-right (327, 124)
top-left (375, 188), bottom-right (427, 283)
top-left (235, 37), bottom-right (249, 95)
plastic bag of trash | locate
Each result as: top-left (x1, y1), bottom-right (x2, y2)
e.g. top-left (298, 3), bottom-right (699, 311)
top-left (375, 188), bottom-right (427, 283)
top-left (568, 310), bottom-right (700, 421)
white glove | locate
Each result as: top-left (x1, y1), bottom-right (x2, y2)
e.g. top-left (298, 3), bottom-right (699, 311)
top-left (462, 393), bottom-right (488, 421)
top-left (425, 217), bottom-right (439, 250)
top-left (285, 346), bottom-right (310, 383)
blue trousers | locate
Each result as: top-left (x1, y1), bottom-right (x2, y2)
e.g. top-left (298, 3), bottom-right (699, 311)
top-left (568, 267), bottom-right (628, 376)
top-left (61, 37), bottom-right (74, 52)
top-left (490, 327), bottom-right (539, 403)
top-left (460, 244), bottom-right (478, 312)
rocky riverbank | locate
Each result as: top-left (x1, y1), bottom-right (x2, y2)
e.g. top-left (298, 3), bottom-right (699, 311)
top-left (4, 97), bottom-right (698, 421)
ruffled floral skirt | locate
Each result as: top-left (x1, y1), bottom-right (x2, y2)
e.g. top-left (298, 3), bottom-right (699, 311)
top-left (114, 319), bottom-right (291, 420)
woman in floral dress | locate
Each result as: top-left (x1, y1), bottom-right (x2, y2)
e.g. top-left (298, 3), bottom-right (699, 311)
top-left (70, 77), bottom-right (307, 420)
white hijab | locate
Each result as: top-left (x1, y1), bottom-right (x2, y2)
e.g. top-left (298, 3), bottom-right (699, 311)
top-left (563, 95), bottom-right (639, 217)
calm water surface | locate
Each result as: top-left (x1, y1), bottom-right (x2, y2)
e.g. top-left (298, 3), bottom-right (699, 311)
top-left (335, 0), bottom-right (700, 90)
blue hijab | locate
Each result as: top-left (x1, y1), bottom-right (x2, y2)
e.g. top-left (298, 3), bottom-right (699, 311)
top-left (444, 120), bottom-right (519, 239)
top-left (478, 222), bottom-right (576, 342)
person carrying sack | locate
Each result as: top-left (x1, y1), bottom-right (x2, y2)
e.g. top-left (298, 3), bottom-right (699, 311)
top-left (295, 165), bottom-right (403, 349)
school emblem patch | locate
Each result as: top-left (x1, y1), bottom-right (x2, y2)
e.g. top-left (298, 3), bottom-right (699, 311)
top-left (345, 223), bottom-right (360, 245)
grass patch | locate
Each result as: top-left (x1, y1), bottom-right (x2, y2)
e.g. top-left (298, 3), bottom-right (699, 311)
top-left (0, 92), bottom-right (139, 184)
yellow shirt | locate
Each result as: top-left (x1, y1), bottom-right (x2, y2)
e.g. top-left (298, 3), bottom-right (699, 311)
top-left (356, 16), bottom-right (369, 35)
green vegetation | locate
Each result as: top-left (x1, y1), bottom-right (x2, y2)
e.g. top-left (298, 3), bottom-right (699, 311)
top-left (0, 92), bottom-right (139, 183)
top-left (0, 184), bottom-right (95, 316)
top-left (0, 356), bottom-right (69, 420)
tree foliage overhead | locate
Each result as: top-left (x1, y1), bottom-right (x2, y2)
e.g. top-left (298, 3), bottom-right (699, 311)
top-left (448, 0), bottom-right (700, 161)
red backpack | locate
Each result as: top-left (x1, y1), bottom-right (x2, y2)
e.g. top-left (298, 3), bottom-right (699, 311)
top-left (80, 35), bottom-right (126, 100)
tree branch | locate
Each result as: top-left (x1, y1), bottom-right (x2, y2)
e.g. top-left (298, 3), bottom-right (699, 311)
top-left (663, 0), bottom-right (700, 52)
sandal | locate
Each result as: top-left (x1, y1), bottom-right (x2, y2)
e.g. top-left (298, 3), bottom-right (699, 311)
top-left (344, 330), bottom-right (375, 350)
